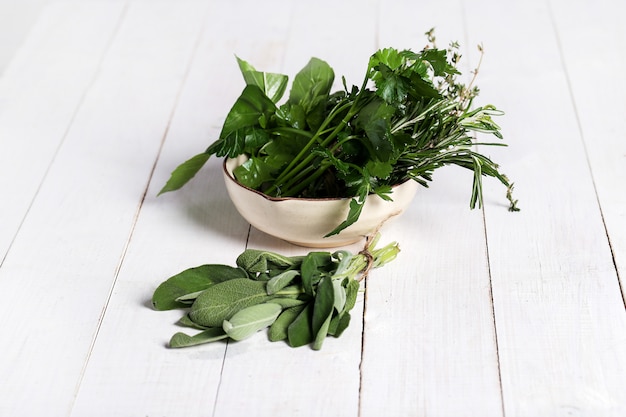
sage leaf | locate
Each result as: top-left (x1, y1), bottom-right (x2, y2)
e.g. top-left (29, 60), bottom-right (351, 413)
top-left (332, 279), bottom-right (347, 313)
top-left (223, 303), bottom-right (282, 341)
top-left (152, 264), bottom-right (249, 311)
top-left (328, 312), bottom-right (351, 337)
top-left (301, 252), bottom-right (331, 296)
top-left (189, 279), bottom-right (273, 327)
top-left (312, 276), bottom-right (335, 350)
top-left (236, 249), bottom-right (295, 274)
top-left (343, 278), bottom-right (360, 313)
top-left (178, 314), bottom-right (210, 330)
top-left (175, 291), bottom-right (205, 304)
top-left (287, 303), bottom-right (313, 347)
top-left (269, 297), bottom-right (307, 309)
top-left (169, 328), bottom-right (228, 348)
top-left (266, 270), bottom-right (300, 295)
top-left (269, 304), bottom-right (306, 342)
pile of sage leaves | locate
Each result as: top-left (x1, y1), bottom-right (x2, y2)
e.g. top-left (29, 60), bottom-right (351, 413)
top-left (160, 30), bottom-right (518, 236)
top-left (152, 234), bottom-right (398, 350)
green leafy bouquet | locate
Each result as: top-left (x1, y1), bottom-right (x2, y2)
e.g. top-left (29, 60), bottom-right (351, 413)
top-left (153, 234), bottom-right (399, 350)
top-left (161, 31), bottom-right (518, 236)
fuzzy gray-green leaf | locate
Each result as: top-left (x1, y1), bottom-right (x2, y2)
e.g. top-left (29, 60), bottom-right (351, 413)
top-left (269, 304), bottom-right (307, 342)
top-left (189, 279), bottom-right (273, 327)
top-left (223, 303), bottom-right (282, 341)
top-left (266, 270), bottom-right (300, 295)
top-left (312, 277), bottom-right (335, 350)
top-left (152, 264), bottom-right (248, 311)
top-left (169, 328), bottom-right (228, 348)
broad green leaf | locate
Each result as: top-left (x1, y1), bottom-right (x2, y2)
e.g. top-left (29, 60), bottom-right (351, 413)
top-left (288, 58), bottom-right (334, 130)
top-left (301, 252), bottom-right (332, 296)
top-left (189, 279), bottom-right (273, 327)
top-left (179, 314), bottom-right (210, 330)
top-left (406, 72), bottom-right (440, 99)
top-left (223, 303), bottom-right (282, 341)
top-left (266, 270), bottom-right (300, 295)
top-left (354, 99), bottom-right (396, 162)
top-left (328, 312), bottom-right (351, 337)
top-left (332, 279), bottom-right (347, 313)
top-left (174, 291), bottom-right (205, 304)
top-left (236, 56), bottom-right (288, 103)
top-left (158, 152), bottom-right (210, 195)
top-left (325, 189), bottom-right (368, 237)
top-left (220, 85), bottom-right (277, 145)
top-left (312, 276), bottom-right (335, 350)
top-left (269, 297), bottom-right (308, 309)
top-left (287, 303), bottom-right (313, 348)
top-left (233, 156), bottom-right (278, 189)
top-left (152, 264), bottom-right (248, 311)
top-left (236, 249), bottom-right (296, 274)
top-left (343, 278), bottom-right (360, 313)
top-left (169, 328), bottom-right (228, 348)
top-left (269, 304), bottom-right (307, 342)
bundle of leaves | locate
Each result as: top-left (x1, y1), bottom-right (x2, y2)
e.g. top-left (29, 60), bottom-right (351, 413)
top-left (161, 31), bottom-right (518, 236)
top-left (152, 234), bottom-right (399, 350)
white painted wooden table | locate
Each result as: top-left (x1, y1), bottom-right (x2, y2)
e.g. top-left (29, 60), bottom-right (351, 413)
top-left (1, 1), bottom-right (625, 416)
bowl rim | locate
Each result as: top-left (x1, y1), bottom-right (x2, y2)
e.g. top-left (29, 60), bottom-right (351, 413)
top-left (223, 156), bottom-right (411, 203)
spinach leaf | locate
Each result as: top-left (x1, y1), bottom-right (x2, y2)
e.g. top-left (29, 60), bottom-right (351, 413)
top-left (286, 58), bottom-right (334, 130)
top-left (211, 85), bottom-right (277, 158)
top-left (237, 56), bottom-right (288, 103)
top-left (158, 152), bottom-right (211, 195)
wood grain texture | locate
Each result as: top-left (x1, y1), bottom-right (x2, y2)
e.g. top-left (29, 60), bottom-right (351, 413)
top-left (0, 1), bottom-right (208, 416)
top-left (0, 1), bottom-right (125, 261)
top-left (0, 0), bottom-right (624, 416)
top-left (549, 0), bottom-right (626, 301)
top-left (465, 0), bottom-right (626, 415)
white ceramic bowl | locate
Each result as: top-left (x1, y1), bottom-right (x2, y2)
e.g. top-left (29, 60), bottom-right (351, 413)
top-left (223, 156), bottom-right (418, 247)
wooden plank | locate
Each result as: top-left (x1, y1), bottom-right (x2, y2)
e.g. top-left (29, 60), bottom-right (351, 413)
top-left (0, 2), bottom-right (208, 416)
top-left (69, 2), bottom-right (294, 416)
top-left (0, 0), bottom-right (50, 75)
top-left (210, 1), bottom-right (379, 416)
top-left (0, 1), bottom-right (125, 261)
top-left (358, 1), bottom-right (504, 416)
top-left (549, 0), bottom-right (626, 301)
top-left (464, 0), bottom-right (626, 415)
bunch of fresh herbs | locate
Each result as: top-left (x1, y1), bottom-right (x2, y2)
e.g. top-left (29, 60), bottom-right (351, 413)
top-left (152, 234), bottom-right (398, 350)
top-left (160, 31), bottom-right (518, 236)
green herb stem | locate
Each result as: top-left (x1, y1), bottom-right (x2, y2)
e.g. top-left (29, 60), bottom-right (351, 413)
top-left (267, 73), bottom-right (373, 197)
